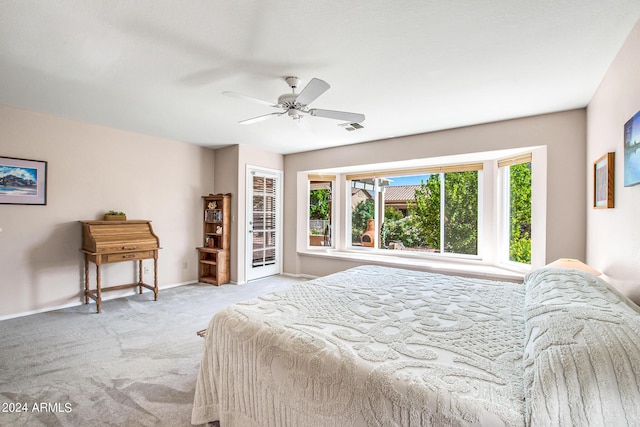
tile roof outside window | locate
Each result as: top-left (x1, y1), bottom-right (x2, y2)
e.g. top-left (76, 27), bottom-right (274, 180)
top-left (384, 185), bottom-right (421, 202)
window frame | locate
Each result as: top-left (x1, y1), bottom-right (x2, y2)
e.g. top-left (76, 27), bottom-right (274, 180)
top-left (498, 153), bottom-right (532, 267)
top-left (299, 147), bottom-right (542, 274)
top-left (307, 174), bottom-right (336, 250)
top-left (345, 164), bottom-right (483, 260)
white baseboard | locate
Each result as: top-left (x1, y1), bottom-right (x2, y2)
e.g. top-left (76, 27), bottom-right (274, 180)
top-left (0, 281), bottom-right (196, 321)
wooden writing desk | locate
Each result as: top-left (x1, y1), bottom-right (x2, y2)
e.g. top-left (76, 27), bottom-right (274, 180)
top-left (80, 220), bottom-right (160, 313)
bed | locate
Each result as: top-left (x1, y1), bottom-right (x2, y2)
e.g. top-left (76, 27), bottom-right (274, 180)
top-left (191, 265), bottom-right (640, 426)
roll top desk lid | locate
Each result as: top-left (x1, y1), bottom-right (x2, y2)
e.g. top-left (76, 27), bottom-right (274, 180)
top-left (80, 220), bottom-right (160, 254)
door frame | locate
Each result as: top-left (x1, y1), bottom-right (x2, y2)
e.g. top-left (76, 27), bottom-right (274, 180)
top-left (245, 165), bottom-right (283, 281)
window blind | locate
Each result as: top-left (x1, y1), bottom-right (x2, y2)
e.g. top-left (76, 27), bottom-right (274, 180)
top-left (345, 163), bottom-right (483, 181)
top-left (498, 153), bottom-right (532, 168)
top-left (308, 174), bottom-right (336, 181)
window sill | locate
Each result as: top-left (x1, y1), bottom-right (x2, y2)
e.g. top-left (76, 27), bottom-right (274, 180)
top-left (297, 249), bottom-right (527, 283)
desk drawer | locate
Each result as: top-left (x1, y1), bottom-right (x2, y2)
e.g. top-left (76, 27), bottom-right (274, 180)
top-left (105, 251), bottom-right (153, 263)
top-left (101, 244), bottom-right (157, 253)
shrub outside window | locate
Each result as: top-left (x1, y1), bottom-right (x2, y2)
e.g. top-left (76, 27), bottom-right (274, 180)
top-left (308, 176), bottom-right (334, 247)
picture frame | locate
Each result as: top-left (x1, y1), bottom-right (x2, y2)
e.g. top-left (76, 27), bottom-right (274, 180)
top-left (623, 109), bottom-right (640, 187)
top-left (0, 156), bottom-right (47, 205)
top-left (593, 152), bottom-right (614, 209)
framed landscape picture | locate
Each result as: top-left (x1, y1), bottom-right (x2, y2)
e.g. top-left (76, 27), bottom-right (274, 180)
top-left (593, 152), bottom-right (614, 209)
top-left (0, 156), bottom-right (48, 205)
top-left (624, 110), bottom-right (640, 187)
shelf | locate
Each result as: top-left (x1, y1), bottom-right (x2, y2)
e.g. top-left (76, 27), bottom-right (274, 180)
top-left (199, 276), bottom-right (219, 285)
top-left (197, 246), bottom-right (222, 252)
top-left (198, 193), bottom-right (231, 286)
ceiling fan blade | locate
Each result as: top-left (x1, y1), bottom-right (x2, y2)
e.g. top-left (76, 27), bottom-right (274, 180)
top-left (238, 112), bottom-right (284, 125)
top-left (223, 91), bottom-right (275, 107)
top-left (296, 78), bottom-right (330, 106)
top-left (309, 109), bottom-right (365, 123)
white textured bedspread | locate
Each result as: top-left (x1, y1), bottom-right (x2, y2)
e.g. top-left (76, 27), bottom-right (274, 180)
top-left (523, 268), bottom-right (640, 426)
top-left (192, 265), bottom-right (526, 426)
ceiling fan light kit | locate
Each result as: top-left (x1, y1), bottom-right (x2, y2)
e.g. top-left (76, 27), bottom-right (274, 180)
top-left (224, 76), bottom-right (365, 126)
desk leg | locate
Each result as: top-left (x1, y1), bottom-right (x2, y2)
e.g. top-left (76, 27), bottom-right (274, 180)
top-left (96, 264), bottom-right (102, 313)
top-left (84, 256), bottom-right (89, 304)
top-left (138, 260), bottom-right (143, 294)
top-left (153, 256), bottom-right (158, 301)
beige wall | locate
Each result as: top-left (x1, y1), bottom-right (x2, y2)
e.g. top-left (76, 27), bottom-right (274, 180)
top-left (587, 19), bottom-right (640, 300)
top-left (283, 109), bottom-right (587, 277)
top-left (213, 145), bottom-right (240, 283)
top-left (214, 144), bottom-right (284, 284)
top-left (0, 105), bottom-right (215, 319)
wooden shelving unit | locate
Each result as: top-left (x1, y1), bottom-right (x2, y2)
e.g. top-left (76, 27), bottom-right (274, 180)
top-left (197, 193), bottom-right (231, 285)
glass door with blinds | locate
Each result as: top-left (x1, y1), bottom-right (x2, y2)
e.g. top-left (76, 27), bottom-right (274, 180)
top-left (246, 167), bottom-right (282, 281)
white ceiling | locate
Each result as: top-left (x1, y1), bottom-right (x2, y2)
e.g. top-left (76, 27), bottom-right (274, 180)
top-left (1, 1), bottom-right (639, 155)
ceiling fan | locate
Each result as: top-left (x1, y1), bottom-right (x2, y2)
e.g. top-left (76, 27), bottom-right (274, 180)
top-left (223, 77), bottom-right (365, 126)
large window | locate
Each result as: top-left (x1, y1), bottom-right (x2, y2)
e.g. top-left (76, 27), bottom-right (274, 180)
top-left (308, 176), bottom-right (334, 247)
top-left (347, 164), bottom-right (481, 257)
top-left (499, 154), bottom-right (532, 264)
top-left (302, 151), bottom-right (538, 270)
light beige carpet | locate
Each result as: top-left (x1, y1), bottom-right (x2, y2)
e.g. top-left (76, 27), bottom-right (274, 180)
top-left (0, 275), bottom-right (304, 427)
